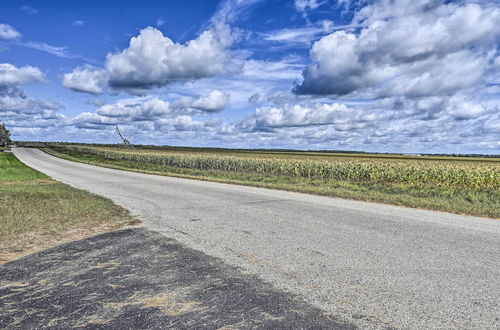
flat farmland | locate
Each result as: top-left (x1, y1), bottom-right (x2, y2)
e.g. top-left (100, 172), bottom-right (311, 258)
top-left (11, 147), bottom-right (500, 329)
top-left (45, 145), bottom-right (500, 218)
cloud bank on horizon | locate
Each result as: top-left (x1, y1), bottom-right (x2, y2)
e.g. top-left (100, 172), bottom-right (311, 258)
top-left (0, 0), bottom-right (499, 153)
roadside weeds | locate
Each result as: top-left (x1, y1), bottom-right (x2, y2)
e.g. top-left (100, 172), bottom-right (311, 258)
top-left (0, 152), bottom-right (140, 264)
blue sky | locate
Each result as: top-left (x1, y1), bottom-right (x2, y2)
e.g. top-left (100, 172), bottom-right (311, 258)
top-left (0, 0), bottom-right (499, 153)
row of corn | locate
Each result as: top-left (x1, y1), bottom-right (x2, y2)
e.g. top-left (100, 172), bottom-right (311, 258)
top-left (50, 146), bottom-right (500, 190)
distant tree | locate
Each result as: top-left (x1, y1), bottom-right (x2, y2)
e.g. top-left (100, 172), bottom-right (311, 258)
top-left (0, 123), bottom-right (12, 146)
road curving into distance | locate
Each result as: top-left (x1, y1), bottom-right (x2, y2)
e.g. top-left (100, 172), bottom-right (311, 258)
top-left (13, 147), bottom-right (500, 329)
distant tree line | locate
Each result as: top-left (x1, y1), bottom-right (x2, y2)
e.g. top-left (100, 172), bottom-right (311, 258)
top-left (12, 140), bottom-right (500, 158)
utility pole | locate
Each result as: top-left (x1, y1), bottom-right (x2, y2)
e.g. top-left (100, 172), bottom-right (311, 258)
top-left (115, 126), bottom-right (133, 148)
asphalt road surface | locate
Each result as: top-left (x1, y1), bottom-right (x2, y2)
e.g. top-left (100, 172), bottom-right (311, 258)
top-left (1, 228), bottom-right (350, 329)
top-left (12, 148), bottom-right (500, 329)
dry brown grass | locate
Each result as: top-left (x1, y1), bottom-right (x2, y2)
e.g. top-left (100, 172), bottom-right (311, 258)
top-left (0, 152), bottom-right (140, 264)
top-left (139, 294), bottom-right (201, 315)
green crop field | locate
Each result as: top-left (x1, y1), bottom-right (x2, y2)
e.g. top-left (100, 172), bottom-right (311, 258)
top-left (0, 152), bottom-right (139, 263)
top-left (45, 145), bottom-right (500, 218)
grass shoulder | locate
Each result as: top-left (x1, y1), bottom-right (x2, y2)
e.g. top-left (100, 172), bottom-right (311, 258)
top-left (43, 147), bottom-right (500, 219)
top-left (0, 152), bottom-right (140, 264)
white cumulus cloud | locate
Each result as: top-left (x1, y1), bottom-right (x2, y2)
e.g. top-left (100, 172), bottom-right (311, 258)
top-left (105, 25), bottom-right (236, 91)
top-left (62, 25), bottom-right (238, 95)
top-left (294, 1), bottom-right (500, 98)
top-left (239, 102), bottom-right (377, 131)
top-left (0, 63), bottom-right (65, 132)
top-left (189, 90), bottom-right (230, 113)
top-left (96, 97), bottom-right (172, 120)
top-left (0, 23), bottom-right (21, 40)
top-left (62, 66), bottom-right (107, 95)
top-left (0, 63), bottom-right (44, 85)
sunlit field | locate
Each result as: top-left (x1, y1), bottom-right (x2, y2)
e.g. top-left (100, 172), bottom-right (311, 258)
top-left (43, 144), bottom-right (500, 218)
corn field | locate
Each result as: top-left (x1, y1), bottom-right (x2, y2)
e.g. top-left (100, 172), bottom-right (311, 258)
top-left (49, 145), bottom-right (500, 190)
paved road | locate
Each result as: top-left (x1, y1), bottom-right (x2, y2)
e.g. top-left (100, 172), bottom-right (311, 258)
top-left (13, 148), bottom-right (500, 329)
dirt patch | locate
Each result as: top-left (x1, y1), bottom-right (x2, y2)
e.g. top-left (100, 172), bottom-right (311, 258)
top-left (139, 294), bottom-right (201, 316)
top-left (0, 222), bottom-right (139, 265)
